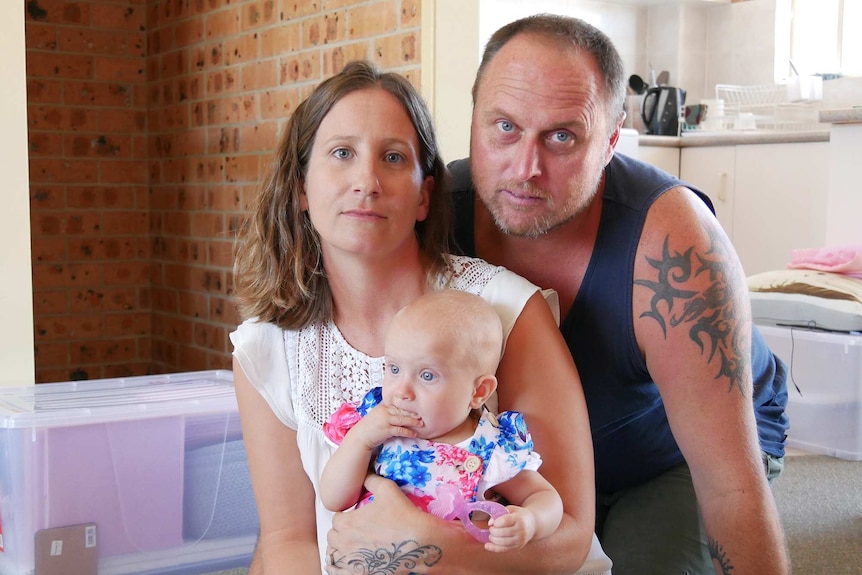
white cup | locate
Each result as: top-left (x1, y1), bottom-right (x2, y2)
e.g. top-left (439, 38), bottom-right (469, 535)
top-left (700, 99), bottom-right (725, 120)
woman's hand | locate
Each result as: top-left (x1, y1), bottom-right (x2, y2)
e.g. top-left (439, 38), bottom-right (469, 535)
top-left (325, 475), bottom-right (443, 575)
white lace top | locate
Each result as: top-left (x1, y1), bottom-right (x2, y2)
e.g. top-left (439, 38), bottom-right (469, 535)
top-left (229, 255), bottom-right (545, 567)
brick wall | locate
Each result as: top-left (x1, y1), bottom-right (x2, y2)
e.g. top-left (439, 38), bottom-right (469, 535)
top-left (26, 0), bottom-right (422, 383)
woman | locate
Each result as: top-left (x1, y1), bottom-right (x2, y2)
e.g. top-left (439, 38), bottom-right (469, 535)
top-left (231, 60), bottom-right (595, 574)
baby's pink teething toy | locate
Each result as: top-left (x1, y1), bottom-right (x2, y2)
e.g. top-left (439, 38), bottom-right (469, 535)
top-left (428, 483), bottom-right (509, 543)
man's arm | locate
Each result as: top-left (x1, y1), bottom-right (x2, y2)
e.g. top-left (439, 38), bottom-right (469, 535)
top-left (325, 293), bottom-right (596, 574)
top-left (633, 187), bottom-right (789, 575)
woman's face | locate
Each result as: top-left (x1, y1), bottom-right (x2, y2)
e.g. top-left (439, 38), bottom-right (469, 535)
top-left (302, 87), bottom-right (432, 262)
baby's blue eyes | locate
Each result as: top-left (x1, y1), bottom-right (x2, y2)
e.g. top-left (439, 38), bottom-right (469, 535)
top-left (386, 364), bottom-right (435, 382)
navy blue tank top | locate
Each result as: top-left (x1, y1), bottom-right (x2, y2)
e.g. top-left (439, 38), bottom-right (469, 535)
top-left (450, 154), bottom-right (788, 493)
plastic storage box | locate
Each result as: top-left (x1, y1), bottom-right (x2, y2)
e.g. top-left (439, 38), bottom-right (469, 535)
top-left (0, 370), bottom-right (258, 575)
top-left (759, 325), bottom-right (862, 460)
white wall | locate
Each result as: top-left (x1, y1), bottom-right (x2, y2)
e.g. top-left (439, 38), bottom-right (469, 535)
top-left (0, 1), bottom-right (35, 386)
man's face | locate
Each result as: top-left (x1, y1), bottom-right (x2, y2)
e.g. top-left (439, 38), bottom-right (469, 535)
top-left (470, 34), bottom-right (620, 238)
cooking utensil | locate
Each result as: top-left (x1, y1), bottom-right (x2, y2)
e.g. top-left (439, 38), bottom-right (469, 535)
top-left (628, 74), bottom-right (648, 95)
top-left (656, 70), bottom-right (669, 86)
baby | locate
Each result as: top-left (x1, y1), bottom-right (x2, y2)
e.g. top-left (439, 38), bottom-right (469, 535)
top-left (320, 289), bottom-right (563, 552)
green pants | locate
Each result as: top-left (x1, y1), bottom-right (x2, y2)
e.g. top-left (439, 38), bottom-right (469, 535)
top-left (595, 453), bottom-right (784, 575)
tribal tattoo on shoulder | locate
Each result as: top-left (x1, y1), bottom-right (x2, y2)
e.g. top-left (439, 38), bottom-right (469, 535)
top-left (634, 232), bottom-right (749, 395)
top-left (334, 540), bottom-right (442, 574)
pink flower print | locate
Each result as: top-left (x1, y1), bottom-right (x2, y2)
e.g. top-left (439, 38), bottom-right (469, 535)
top-left (323, 403), bottom-right (362, 444)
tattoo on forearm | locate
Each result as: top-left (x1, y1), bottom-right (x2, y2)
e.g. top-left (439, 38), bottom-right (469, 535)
top-left (708, 536), bottom-right (735, 575)
top-left (338, 540), bottom-right (442, 574)
top-left (634, 234), bottom-right (748, 394)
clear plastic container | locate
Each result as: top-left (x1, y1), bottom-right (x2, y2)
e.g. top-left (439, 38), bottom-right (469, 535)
top-left (0, 371), bottom-right (257, 575)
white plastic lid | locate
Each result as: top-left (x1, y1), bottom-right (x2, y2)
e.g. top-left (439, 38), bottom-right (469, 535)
top-left (0, 370), bottom-right (237, 428)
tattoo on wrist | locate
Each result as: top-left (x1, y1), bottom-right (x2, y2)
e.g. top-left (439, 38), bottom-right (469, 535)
top-left (708, 536), bottom-right (735, 575)
top-left (340, 540), bottom-right (442, 574)
top-left (635, 234), bottom-right (748, 394)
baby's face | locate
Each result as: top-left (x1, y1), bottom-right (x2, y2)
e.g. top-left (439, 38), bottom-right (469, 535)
top-left (382, 321), bottom-right (479, 442)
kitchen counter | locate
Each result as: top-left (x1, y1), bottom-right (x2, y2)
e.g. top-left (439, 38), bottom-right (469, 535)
top-left (819, 107), bottom-right (862, 124)
top-left (639, 129), bottom-right (830, 148)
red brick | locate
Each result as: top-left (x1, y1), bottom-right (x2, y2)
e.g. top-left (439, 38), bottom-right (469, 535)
top-left (64, 81), bottom-right (134, 107)
top-left (224, 154), bottom-right (260, 183)
top-left (32, 262), bottom-right (103, 289)
top-left (30, 158), bottom-right (99, 183)
top-left (241, 59), bottom-right (278, 91)
top-left (242, 0), bottom-right (277, 31)
top-left (176, 238), bottom-right (204, 263)
top-left (36, 342), bottom-right (70, 367)
top-left (104, 312), bottom-right (151, 337)
top-left (373, 32), bottom-right (420, 68)
top-left (94, 56), bottom-right (146, 83)
top-left (98, 109), bottom-right (146, 132)
top-left (260, 23), bottom-right (301, 58)
top-left (224, 33), bottom-right (259, 65)
top-left (69, 287), bottom-right (138, 312)
top-left (71, 339), bottom-right (137, 364)
top-left (25, 23), bottom-right (58, 50)
top-left (209, 185), bottom-right (242, 211)
top-left (90, 3), bottom-right (146, 31)
top-left (26, 79), bottom-right (63, 104)
top-left (177, 343), bottom-right (208, 372)
top-left (208, 239), bottom-right (235, 268)
top-left (206, 6), bottom-right (242, 38)
top-left (323, 42), bottom-right (369, 76)
top-left (100, 159), bottom-right (149, 184)
top-left (27, 52), bottom-right (94, 79)
top-left (279, 52), bottom-right (320, 85)
top-left (57, 28), bottom-right (145, 57)
top-left (33, 290), bottom-right (68, 315)
top-left (179, 290), bottom-right (210, 318)
top-left (32, 237), bottom-right (69, 263)
top-left (211, 295), bottom-right (240, 325)
top-left (29, 132), bottom-right (63, 156)
top-left (30, 185), bottom-right (66, 209)
top-left (47, 211), bottom-right (95, 240)
top-left (34, 313), bottom-right (103, 341)
top-left (151, 286), bottom-right (179, 312)
top-left (401, 0), bottom-right (420, 27)
top-left (175, 18), bottom-right (205, 48)
top-left (260, 87), bottom-right (302, 120)
top-left (92, 210), bottom-right (148, 236)
top-left (104, 261), bottom-right (152, 285)
top-left (29, 106), bottom-right (99, 132)
top-left (194, 321), bottom-right (226, 352)
top-left (65, 134), bottom-right (132, 157)
top-left (282, 0), bottom-right (320, 20)
top-left (25, 1), bottom-right (92, 26)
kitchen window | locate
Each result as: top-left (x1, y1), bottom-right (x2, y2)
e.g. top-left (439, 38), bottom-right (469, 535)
top-left (790, 0), bottom-right (861, 77)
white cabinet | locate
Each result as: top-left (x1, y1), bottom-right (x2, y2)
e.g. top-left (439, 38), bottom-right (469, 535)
top-left (639, 145), bottom-right (680, 177)
top-left (680, 142), bottom-right (829, 276)
top-left (679, 146), bottom-right (735, 237)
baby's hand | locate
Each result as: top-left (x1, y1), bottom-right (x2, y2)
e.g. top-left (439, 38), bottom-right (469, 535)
top-left (484, 506), bottom-right (536, 552)
top-left (351, 404), bottom-right (423, 450)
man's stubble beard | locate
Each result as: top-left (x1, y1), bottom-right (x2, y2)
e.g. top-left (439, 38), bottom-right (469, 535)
top-left (485, 171), bottom-right (603, 239)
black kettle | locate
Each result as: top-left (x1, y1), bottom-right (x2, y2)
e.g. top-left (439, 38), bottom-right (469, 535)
top-left (641, 86), bottom-right (686, 136)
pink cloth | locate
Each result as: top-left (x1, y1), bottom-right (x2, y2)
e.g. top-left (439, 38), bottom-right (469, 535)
top-left (787, 244), bottom-right (862, 279)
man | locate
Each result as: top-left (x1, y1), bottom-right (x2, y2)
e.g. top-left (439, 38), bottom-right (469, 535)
top-left (447, 14), bottom-right (789, 575)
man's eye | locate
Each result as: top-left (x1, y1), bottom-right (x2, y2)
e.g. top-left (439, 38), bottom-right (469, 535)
top-left (333, 148), bottom-right (352, 159)
top-left (496, 120), bottom-right (514, 133)
top-left (420, 371), bottom-right (435, 382)
top-left (551, 131), bottom-right (571, 143)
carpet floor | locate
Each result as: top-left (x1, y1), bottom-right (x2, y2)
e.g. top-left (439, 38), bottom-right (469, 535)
top-left (771, 453), bottom-right (862, 574)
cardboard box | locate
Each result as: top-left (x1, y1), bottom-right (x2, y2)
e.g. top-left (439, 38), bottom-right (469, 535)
top-left (0, 371), bottom-right (258, 575)
top-left (759, 325), bottom-right (862, 460)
